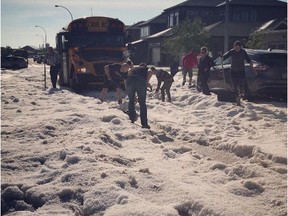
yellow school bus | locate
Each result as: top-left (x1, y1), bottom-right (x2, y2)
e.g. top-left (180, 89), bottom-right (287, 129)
top-left (56, 16), bottom-right (129, 91)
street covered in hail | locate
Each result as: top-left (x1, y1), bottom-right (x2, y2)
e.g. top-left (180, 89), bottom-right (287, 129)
top-left (1, 60), bottom-right (287, 215)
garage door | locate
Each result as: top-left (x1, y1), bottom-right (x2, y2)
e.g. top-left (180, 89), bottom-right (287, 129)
top-left (151, 47), bottom-right (160, 66)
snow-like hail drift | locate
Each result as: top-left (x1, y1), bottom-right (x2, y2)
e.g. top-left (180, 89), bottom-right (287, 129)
top-left (1, 60), bottom-right (287, 216)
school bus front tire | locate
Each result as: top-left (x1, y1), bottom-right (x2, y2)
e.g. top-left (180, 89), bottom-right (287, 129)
top-left (70, 69), bottom-right (81, 93)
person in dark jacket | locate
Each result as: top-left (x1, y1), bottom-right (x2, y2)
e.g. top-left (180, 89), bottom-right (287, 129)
top-left (197, 46), bottom-right (215, 95)
top-left (150, 67), bottom-right (174, 102)
top-left (122, 59), bottom-right (134, 91)
top-left (222, 40), bottom-right (253, 104)
top-left (126, 63), bottom-right (152, 129)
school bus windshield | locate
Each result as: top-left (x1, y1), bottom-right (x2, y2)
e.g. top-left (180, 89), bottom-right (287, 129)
top-left (68, 32), bottom-right (125, 48)
top-left (79, 49), bottom-right (124, 61)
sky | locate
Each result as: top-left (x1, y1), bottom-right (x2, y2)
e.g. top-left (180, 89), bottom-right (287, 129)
top-left (1, 0), bottom-right (287, 49)
top-left (1, 0), bottom-right (185, 49)
top-left (1, 62), bottom-right (287, 215)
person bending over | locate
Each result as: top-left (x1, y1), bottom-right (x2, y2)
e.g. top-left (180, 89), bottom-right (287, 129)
top-left (150, 67), bottom-right (174, 102)
top-left (100, 63), bottom-right (130, 104)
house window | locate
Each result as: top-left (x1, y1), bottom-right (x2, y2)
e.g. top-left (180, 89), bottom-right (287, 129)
top-left (169, 13), bottom-right (174, 27)
top-left (233, 13), bottom-right (240, 22)
top-left (140, 26), bottom-right (150, 38)
top-left (241, 12), bottom-right (249, 22)
top-left (250, 11), bottom-right (257, 22)
top-left (219, 11), bottom-right (225, 21)
top-left (175, 12), bottom-right (179, 25)
top-left (187, 10), bottom-right (198, 16)
top-left (201, 11), bottom-right (213, 16)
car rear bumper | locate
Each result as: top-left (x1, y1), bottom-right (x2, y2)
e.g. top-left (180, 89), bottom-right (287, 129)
top-left (247, 79), bottom-right (287, 97)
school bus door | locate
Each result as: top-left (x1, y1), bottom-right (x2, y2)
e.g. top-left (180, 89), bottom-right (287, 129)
top-left (56, 33), bottom-right (70, 86)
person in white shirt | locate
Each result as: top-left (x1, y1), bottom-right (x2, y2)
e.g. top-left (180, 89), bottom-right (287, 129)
top-left (46, 47), bottom-right (61, 88)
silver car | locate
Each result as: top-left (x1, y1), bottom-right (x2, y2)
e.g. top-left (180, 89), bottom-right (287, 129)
top-left (207, 49), bottom-right (287, 101)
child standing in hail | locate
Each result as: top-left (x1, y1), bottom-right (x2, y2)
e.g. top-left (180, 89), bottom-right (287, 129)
top-left (181, 49), bottom-right (198, 87)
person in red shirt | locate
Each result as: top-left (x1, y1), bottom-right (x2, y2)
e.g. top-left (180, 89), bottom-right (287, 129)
top-left (182, 50), bottom-right (198, 87)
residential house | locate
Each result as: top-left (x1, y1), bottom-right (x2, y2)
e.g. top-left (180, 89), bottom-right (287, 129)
top-left (21, 45), bottom-right (38, 57)
top-left (205, 0), bottom-right (287, 55)
top-left (126, 21), bottom-right (145, 42)
top-left (128, 13), bottom-right (169, 65)
top-left (128, 0), bottom-right (287, 65)
top-left (165, 0), bottom-right (224, 27)
top-left (256, 18), bottom-right (287, 50)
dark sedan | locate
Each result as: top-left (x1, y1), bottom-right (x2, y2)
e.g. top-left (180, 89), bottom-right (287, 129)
top-left (1, 55), bottom-right (28, 70)
top-left (207, 49), bottom-right (287, 101)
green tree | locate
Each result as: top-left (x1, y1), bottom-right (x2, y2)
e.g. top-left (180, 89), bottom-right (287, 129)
top-left (162, 18), bottom-right (209, 60)
top-left (246, 30), bottom-right (266, 49)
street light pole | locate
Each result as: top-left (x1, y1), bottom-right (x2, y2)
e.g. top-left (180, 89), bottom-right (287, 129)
top-left (36, 34), bottom-right (44, 49)
top-left (35, 25), bottom-right (47, 89)
top-left (55, 5), bottom-right (73, 21)
top-left (224, 0), bottom-right (229, 52)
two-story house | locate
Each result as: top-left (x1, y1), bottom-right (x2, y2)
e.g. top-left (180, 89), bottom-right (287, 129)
top-left (256, 18), bottom-right (287, 50)
top-left (204, 0), bottom-right (287, 55)
top-left (165, 0), bottom-right (224, 27)
top-left (128, 0), bottom-right (287, 66)
top-left (126, 21), bottom-right (145, 43)
top-left (127, 13), bottom-right (169, 65)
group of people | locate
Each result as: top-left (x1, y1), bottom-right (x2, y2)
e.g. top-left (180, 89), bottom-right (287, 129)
top-left (98, 60), bottom-right (175, 129)
top-left (46, 40), bottom-right (252, 128)
top-left (177, 46), bottom-right (214, 95)
top-left (180, 41), bottom-right (253, 100)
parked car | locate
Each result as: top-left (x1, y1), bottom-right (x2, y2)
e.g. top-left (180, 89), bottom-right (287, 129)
top-left (206, 49), bottom-right (287, 101)
top-left (13, 49), bottom-right (28, 60)
top-left (1, 55), bottom-right (28, 70)
top-left (36, 55), bottom-right (45, 64)
top-left (33, 55), bottom-right (39, 62)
